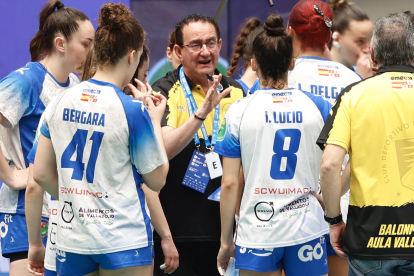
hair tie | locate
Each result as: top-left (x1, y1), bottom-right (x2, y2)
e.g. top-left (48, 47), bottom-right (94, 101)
top-left (56, 2), bottom-right (65, 10)
top-left (314, 5), bottom-right (332, 28)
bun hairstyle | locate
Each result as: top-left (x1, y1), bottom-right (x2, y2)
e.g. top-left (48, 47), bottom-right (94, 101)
top-left (94, 3), bottom-right (144, 67)
top-left (327, 0), bottom-right (369, 33)
top-left (253, 14), bottom-right (292, 88)
top-left (289, 0), bottom-right (333, 51)
top-left (29, 0), bottom-right (89, 61)
top-left (227, 18), bottom-right (264, 77)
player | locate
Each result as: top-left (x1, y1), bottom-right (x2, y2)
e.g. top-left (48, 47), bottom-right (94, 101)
top-left (227, 18), bottom-right (263, 95)
top-left (32, 3), bottom-right (169, 276)
top-left (0, 1), bottom-right (93, 275)
top-left (287, 1), bottom-right (361, 274)
top-left (216, 14), bottom-right (331, 276)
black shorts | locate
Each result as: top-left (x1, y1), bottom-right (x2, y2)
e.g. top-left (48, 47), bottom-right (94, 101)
top-left (3, 251), bottom-right (28, 262)
top-left (153, 241), bottom-right (220, 276)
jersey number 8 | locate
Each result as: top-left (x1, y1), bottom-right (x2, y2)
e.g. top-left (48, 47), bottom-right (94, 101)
top-left (270, 129), bottom-right (301, 180)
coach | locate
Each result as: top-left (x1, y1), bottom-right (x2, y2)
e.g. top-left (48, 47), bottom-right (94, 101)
top-left (151, 14), bottom-right (244, 276)
top-left (318, 12), bottom-right (414, 275)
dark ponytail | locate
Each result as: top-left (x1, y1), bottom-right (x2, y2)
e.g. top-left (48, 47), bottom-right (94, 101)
top-left (30, 0), bottom-right (89, 61)
top-left (227, 18), bottom-right (263, 77)
top-left (253, 14), bottom-right (293, 88)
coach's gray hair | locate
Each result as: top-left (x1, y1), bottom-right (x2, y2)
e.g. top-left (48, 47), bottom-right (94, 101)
top-left (373, 13), bottom-right (414, 66)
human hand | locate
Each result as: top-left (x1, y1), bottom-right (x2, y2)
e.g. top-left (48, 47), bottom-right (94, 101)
top-left (197, 74), bottom-right (231, 118)
top-left (127, 79), bottom-right (157, 104)
top-left (145, 94), bottom-right (167, 125)
top-left (311, 191), bottom-right (325, 211)
top-left (329, 221), bottom-right (347, 258)
top-left (356, 52), bottom-right (373, 79)
top-left (9, 167), bottom-right (29, 190)
top-left (217, 243), bottom-right (235, 275)
top-left (160, 237), bottom-right (179, 274)
top-left (27, 243), bottom-right (45, 275)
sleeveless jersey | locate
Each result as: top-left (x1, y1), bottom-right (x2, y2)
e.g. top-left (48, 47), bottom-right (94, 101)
top-left (215, 88), bottom-right (331, 248)
top-left (288, 56), bottom-right (362, 105)
top-left (0, 62), bottom-right (78, 214)
top-left (40, 79), bottom-right (167, 254)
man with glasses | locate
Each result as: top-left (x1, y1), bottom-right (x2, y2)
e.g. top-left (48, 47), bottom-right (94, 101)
top-left (151, 14), bottom-right (244, 276)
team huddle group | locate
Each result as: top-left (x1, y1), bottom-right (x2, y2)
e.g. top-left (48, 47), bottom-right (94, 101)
top-left (1, 0), bottom-right (414, 275)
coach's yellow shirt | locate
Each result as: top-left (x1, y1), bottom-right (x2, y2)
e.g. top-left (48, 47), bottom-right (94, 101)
top-left (318, 65), bottom-right (414, 259)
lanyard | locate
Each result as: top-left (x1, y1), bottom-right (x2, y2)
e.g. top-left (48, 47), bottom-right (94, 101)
top-left (179, 67), bottom-right (220, 150)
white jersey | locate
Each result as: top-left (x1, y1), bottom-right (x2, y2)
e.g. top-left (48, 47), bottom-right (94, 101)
top-left (215, 88), bottom-right (332, 248)
top-left (288, 56), bottom-right (362, 105)
top-left (289, 56), bottom-right (360, 222)
top-left (44, 194), bottom-right (58, 271)
top-left (0, 62), bottom-right (79, 214)
top-left (40, 79), bottom-right (167, 254)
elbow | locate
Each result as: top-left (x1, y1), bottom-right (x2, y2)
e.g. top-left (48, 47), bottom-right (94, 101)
top-left (320, 158), bottom-right (341, 177)
top-left (147, 163), bottom-right (169, 192)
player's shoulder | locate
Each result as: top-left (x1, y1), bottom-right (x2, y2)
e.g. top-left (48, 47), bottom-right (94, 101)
top-left (0, 62), bottom-right (46, 89)
top-left (152, 68), bottom-right (180, 95)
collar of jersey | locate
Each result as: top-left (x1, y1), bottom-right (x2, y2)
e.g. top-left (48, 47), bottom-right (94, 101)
top-left (87, 78), bottom-right (124, 94)
top-left (176, 64), bottom-right (230, 92)
top-left (35, 62), bottom-right (71, 87)
top-left (297, 56), bottom-right (330, 62)
top-left (376, 64), bottom-right (414, 75)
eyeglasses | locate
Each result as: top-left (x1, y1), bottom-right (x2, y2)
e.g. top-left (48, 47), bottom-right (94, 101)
top-left (314, 5), bottom-right (332, 29)
top-left (181, 41), bottom-right (219, 52)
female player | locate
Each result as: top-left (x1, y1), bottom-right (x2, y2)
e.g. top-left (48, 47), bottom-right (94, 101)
top-left (287, 2), bottom-right (362, 275)
top-left (227, 18), bottom-right (263, 95)
top-left (327, 0), bottom-right (373, 78)
top-left (0, 1), bottom-right (94, 275)
top-left (216, 14), bottom-right (331, 276)
top-left (33, 3), bottom-right (169, 276)
top-left (166, 29), bottom-right (181, 70)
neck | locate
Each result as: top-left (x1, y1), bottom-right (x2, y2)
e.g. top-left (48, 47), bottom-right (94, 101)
top-left (331, 47), bottom-right (352, 69)
top-left (93, 65), bottom-right (126, 89)
top-left (297, 48), bottom-right (326, 60)
top-left (240, 66), bottom-right (258, 88)
top-left (183, 66), bottom-right (212, 93)
top-left (259, 77), bottom-right (288, 90)
top-left (40, 55), bottom-right (72, 84)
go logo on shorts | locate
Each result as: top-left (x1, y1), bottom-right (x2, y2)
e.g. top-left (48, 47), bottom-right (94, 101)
top-left (298, 243), bottom-right (324, 262)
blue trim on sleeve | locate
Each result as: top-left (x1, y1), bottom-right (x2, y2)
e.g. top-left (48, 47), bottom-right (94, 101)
top-left (301, 90), bottom-right (332, 122)
top-left (40, 122), bottom-right (50, 138)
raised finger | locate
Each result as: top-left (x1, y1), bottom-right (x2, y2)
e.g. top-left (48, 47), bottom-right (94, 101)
top-left (145, 82), bottom-right (153, 95)
top-left (134, 78), bottom-right (147, 93)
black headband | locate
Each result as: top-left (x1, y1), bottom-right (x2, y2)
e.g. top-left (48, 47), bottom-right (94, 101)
top-left (56, 2), bottom-right (65, 10)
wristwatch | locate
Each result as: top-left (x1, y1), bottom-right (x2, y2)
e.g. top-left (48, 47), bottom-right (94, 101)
top-left (324, 213), bottom-right (343, 225)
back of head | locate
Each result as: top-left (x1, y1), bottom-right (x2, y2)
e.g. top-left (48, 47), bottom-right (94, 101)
top-left (94, 3), bottom-right (144, 67)
top-left (175, 14), bottom-right (220, 46)
top-left (30, 0), bottom-right (89, 61)
top-left (328, 0), bottom-right (369, 33)
top-left (253, 14), bottom-right (293, 87)
top-left (227, 18), bottom-right (264, 77)
top-left (373, 12), bottom-right (414, 67)
top-left (289, 0), bottom-right (333, 51)
top-left (168, 29), bottom-right (177, 51)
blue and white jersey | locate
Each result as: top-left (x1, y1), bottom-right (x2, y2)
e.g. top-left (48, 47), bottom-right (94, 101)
top-left (0, 62), bottom-right (79, 214)
top-left (288, 56), bottom-right (362, 105)
top-left (40, 79), bottom-right (167, 254)
top-left (236, 78), bottom-right (260, 96)
top-left (215, 88), bottom-right (331, 248)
